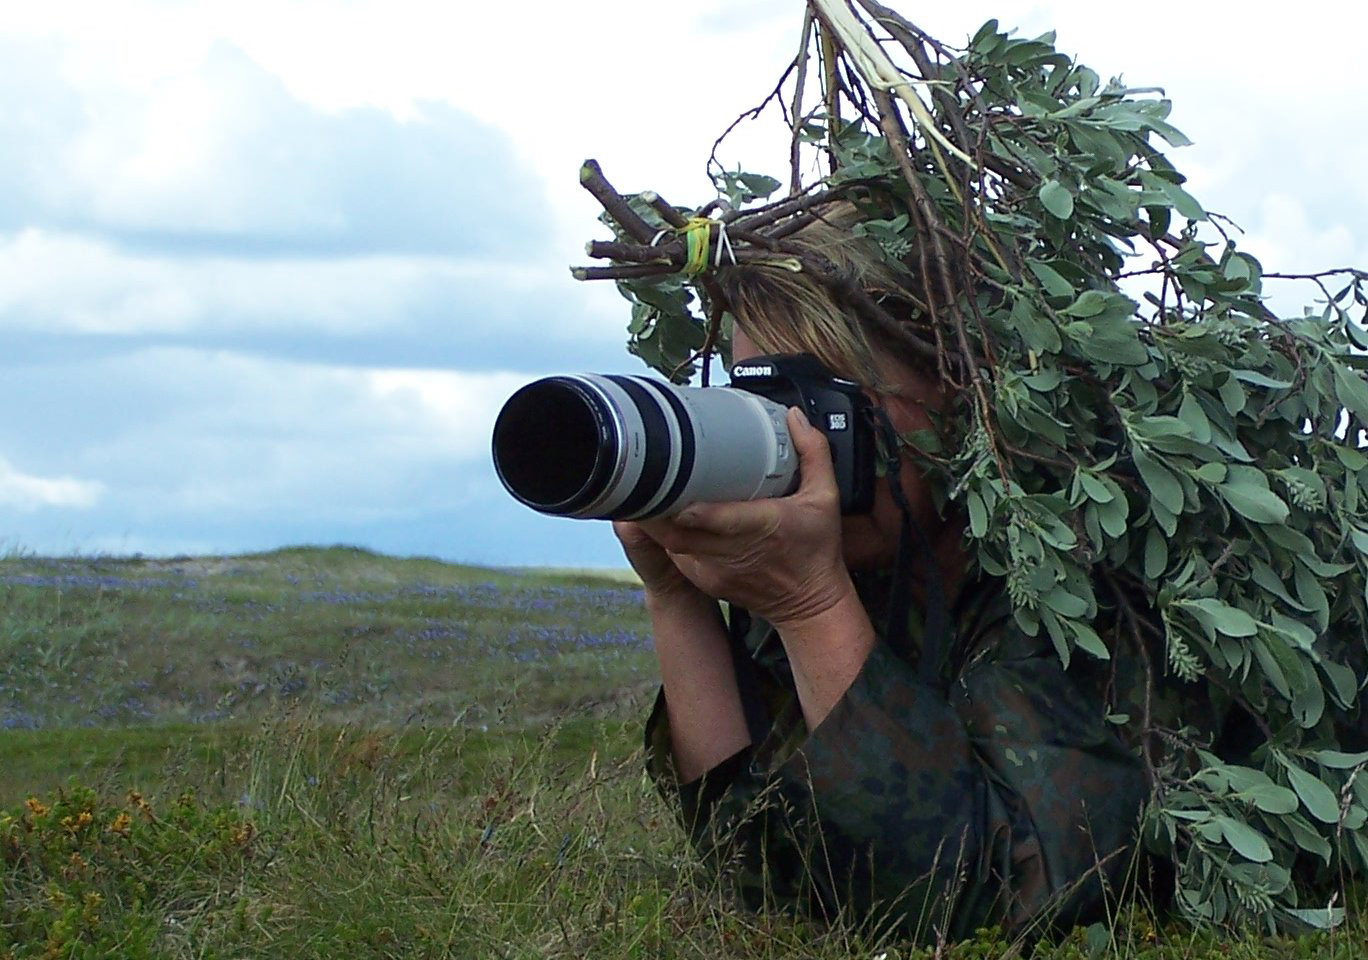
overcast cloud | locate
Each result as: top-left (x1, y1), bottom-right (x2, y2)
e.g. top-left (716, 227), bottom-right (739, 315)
top-left (2, 1), bottom-right (1365, 568)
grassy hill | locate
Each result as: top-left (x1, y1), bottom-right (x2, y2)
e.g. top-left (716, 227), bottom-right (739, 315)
top-left (0, 548), bottom-right (1362, 958)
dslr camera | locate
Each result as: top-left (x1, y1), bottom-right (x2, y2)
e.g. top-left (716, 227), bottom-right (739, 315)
top-left (491, 354), bottom-right (876, 520)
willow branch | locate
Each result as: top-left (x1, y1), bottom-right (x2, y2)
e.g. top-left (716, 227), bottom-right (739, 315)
top-left (851, 0), bottom-right (974, 160)
top-left (585, 240), bottom-right (676, 263)
top-left (570, 264), bottom-right (676, 282)
top-left (1265, 268), bottom-right (1368, 282)
top-left (639, 191), bottom-right (689, 229)
top-left (1102, 570), bottom-right (1163, 798)
top-left (809, 0), bottom-right (973, 167)
top-left (871, 84), bottom-right (1006, 479)
top-left (789, 9), bottom-right (815, 196)
top-left (579, 160), bottom-right (656, 244)
top-left (817, 21), bottom-right (843, 175)
top-left (727, 185), bottom-right (841, 230)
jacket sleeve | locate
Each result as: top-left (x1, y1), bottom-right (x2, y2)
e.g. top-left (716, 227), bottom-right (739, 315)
top-left (644, 629), bottom-right (1147, 940)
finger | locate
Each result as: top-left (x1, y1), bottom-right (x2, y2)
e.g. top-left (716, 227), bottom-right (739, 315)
top-left (611, 519), bottom-right (641, 543)
top-left (674, 498), bottom-right (780, 540)
top-left (786, 407), bottom-right (838, 498)
top-left (613, 519), bottom-right (667, 551)
top-left (632, 515), bottom-right (733, 556)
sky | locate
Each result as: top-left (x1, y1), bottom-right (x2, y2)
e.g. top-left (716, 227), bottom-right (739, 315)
top-left (3, 1), bottom-right (1366, 569)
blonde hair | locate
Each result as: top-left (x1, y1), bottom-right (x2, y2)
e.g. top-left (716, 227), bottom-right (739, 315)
top-left (715, 203), bottom-right (921, 394)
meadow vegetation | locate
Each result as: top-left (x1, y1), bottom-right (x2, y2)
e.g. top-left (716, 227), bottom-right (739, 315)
top-left (0, 546), bottom-right (1363, 958)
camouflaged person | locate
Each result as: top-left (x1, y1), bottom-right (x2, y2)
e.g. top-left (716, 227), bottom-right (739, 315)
top-left (612, 206), bottom-right (1158, 942)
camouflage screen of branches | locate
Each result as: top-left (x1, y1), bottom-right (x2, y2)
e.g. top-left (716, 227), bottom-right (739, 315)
top-left (573, 2), bottom-right (1368, 932)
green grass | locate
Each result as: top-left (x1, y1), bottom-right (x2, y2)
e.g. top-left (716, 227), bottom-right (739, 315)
top-left (2, 547), bottom-right (1366, 958)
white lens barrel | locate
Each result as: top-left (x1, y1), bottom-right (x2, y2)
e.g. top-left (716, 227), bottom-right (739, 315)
top-left (655, 385), bottom-right (796, 517)
top-left (491, 373), bottom-right (799, 520)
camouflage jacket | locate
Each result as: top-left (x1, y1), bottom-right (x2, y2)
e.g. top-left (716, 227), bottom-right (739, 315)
top-left (644, 572), bottom-right (1159, 941)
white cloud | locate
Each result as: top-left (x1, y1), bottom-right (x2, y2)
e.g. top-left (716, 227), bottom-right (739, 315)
top-left (6, 347), bottom-right (529, 515)
top-left (0, 32), bottom-right (546, 256)
top-left (0, 457), bottom-right (102, 510)
top-left (0, 228), bottom-right (581, 340)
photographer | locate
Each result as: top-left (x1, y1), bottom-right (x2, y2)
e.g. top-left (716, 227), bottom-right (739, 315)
top-left (509, 5), bottom-right (1368, 933)
top-left (613, 211), bottom-right (1149, 939)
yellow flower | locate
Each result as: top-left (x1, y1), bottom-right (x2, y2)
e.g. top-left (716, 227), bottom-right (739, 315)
top-left (109, 812), bottom-right (132, 835)
top-left (25, 796), bottom-right (49, 818)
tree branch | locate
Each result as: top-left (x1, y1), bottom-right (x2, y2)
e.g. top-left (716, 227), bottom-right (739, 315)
top-left (579, 160), bottom-right (657, 244)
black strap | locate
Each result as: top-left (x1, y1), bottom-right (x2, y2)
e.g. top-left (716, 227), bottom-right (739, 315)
top-left (725, 607), bottom-right (772, 744)
top-left (870, 406), bottom-right (952, 686)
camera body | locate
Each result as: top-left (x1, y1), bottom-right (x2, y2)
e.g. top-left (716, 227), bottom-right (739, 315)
top-left (491, 353), bottom-right (877, 520)
top-left (728, 354), bottom-right (876, 515)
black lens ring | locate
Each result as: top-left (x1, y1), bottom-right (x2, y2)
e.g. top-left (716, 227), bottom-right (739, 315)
top-left (634, 379), bottom-right (696, 518)
top-left (601, 375), bottom-right (673, 518)
top-left (493, 377), bottom-right (620, 514)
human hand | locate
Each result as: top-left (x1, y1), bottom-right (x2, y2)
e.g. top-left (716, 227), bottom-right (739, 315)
top-left (627, 407), bottom-right (854, 628)
top-left (612, 518), bottom-right (707, 606)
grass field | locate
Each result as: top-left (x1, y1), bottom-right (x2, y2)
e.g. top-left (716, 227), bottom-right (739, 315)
top-left (1, 546), bottom-right (1364, 958)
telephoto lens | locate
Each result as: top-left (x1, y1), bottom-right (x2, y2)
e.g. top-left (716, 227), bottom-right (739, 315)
top-left (491, 373), bottom-right (798, 520)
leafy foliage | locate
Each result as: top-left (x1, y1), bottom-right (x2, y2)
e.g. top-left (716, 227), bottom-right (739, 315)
top-left (574, 2), bottom-right (1368, 930)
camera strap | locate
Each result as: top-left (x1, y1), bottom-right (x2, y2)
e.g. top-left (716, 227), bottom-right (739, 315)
top-left (871, 406), bottom-right (951, 687)
top-left (724, 606), bottom-right (773, 745)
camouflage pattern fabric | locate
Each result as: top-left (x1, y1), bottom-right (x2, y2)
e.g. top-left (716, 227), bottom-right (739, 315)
top-left (644, 574), bottom-right (1154, 941)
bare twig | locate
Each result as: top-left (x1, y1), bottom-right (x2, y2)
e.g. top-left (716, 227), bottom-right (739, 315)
top-left (579, 160), bottom-right (656, 244)
top-left (789, 9), bottom-right (816, 197)
top-left (639, 191), bottom-right (689, 229)
top-left (1101, 570), bottom-right (1164, 798)
top-left (707, 60), bottom-right (800, 185)
top-left (570, 264), bottom-right (676, 282)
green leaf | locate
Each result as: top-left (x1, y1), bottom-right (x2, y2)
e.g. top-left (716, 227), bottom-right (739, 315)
top-left (1312, 749), bottom-right (1368, 769)
top-left (1232, 370), bottom-right (1292, 389)
top-left (1078, 471), bottom-right (1113, 502)
top-left (1334, 364), bottom-right (1368, 422)
top-left (1070, 620), bottom-right (1110, 660)
top-left (1132, 447), bottom-right (1184, 514)
top-left (1027, 259), bottom-right (1075, 298)
top-left (1095, 495), bottom-right (1128, 539)
top-left (1293, 561), bottom-right (1330, 632)
top-left (1320, 660), bottom-right (1359, 708)
top-left (1140, 171), bottom-right (1206, 221)
top-left (1218, 481), bottom-right (1290, 524)
top-left (1286, 813), bottom-right (1332, 863)
top-left (1249, 559), bottom-right (1311, 613)
top-left (1253, 636), bottom-right (1292, 698)
top-left (1193, 462), bottom-right (1227, 484)
top-left (1336, 445), bottom-right (1368, 471)
top-left (1282, 906), bottom-right (1346, 930)
top-left (1177, 392), bottom-right (1212, 443)
top-left (966, 489), bottom-right (989, 538)
top-left (1282, 760), bottom-right (1341, 824)
top-left (1236, 782), bottom-right (1300, 816)
top-left (1218, 375), bottom-right (1247, 415)
top-left (1183, 598), bottom-right (1258, 637)
top-left (1215, 816), bottom-right (1272, 862)
top-left (1144, 526), bottom-right (1167, 579)
top-left (1061, 290), bottom-right (1108, 318)
top-left (1039, 179), bottom-right (1074, 219)
top-left (1043, 587), bottom-right (1089, 618)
